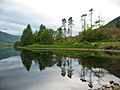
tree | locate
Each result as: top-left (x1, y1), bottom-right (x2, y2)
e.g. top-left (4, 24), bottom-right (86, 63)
top-left (38, 24), bottom-right (46, 34)
top-left (68, 17), bottom-right (74, 36)
top-left (62, 18), bottom-right (67, 37)
top-left (21, 24), bottom-right (33, 46)
top-left (94, 16), bottom-right (104, 28)
top-left (38, 24), bottom-right (46, 43)
top-left (39, 29), bottom-right (54, 44)
top-left (81, 14), bottom-right (87, 31)
top-left (48, 28), bottom-right (55, 39)
top-left (89, 8), bottom-right (93, 30)
top-left (80, 28), bottom-right (109, 42)
top-left (33, 30), bottom-right (38, 43)
top-left (56, 27), bottom-right (64, 41)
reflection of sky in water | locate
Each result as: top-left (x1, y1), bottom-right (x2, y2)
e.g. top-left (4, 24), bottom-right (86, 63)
top-left (0, 56), bottom-right (120, 90)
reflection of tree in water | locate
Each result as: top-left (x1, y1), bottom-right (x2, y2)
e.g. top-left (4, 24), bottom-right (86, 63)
top-left (93, 68), bottom-right (105, 86)
top-left (20, 50), bottom-right (120, 89)
top-left (88, 68), bottom-right (93, 89)
top-left (80, 65), bottom-right (87, 82)
top-left (57, 57), bottom-right (74, 78)
top-left (20, 50), bottom-right (55, 71)
top-left (56, 56), bottom-right (65, 76)
top-left (36, 51), bottom-right (55, 71)
top-left (21, 50), bottom-right (33, 71)
top-left (67, 58), bottom-right (74, 78)
top-left (60, 57), bottom-right (67, 77)
top-left (56, 56), bottom-right (63, 68)
top-left (78, 57), bottom-right (108, 89)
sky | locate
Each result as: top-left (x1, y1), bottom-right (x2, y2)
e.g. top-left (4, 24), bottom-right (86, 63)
top-left (0, 0), bottom-right (120, 36)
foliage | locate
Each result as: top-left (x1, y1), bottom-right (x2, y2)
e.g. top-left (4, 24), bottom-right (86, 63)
top-left (39, 29), bottom-right (54, 44)
top-left (14, 16), bottom-right (120, 51)
top-left (55, 27), bottom-right (64, 42)
top-left (21, 24), bottom-right (33, 46)
top-left (80, 28), bottom-right (110, 42)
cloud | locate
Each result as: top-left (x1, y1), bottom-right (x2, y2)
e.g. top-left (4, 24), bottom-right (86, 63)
top-left (0, 0), bottom-right (58, 35)
top-left (109, 0), bottom-right (120, 7)
top-left (0, 0), bottom-right (120, 36)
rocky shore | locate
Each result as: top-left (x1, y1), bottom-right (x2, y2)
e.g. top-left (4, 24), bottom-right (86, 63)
top-left (95, 81), bottom-right (120, 90)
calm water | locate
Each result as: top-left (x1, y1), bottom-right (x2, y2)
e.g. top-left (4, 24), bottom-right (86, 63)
top-left (0, 48), bottom-right (120, 90)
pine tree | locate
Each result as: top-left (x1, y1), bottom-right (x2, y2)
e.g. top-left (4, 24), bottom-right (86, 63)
top-left (21, 24), bottom-right (33, 45)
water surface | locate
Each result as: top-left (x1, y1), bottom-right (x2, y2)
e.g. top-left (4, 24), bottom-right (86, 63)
top-left (0, 48), bottom-right (120, 90)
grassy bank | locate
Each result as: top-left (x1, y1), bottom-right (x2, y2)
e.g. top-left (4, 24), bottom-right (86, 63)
top-left (26, 42), bottom-right (99, 49)
top-left (17, 42), bottom-right (120, 53)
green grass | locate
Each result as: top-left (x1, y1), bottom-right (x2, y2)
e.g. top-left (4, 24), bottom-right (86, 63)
top-left (26, 42), bottom-right (99, 50)
top-left (18, 42), bottom-right (120, 51)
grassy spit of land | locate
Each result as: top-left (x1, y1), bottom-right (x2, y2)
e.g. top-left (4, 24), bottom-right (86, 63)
top-left (17, 42), bottom-right (120, 53)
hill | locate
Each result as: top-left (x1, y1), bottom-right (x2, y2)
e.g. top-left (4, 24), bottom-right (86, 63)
top-left (99, 16), bottom-right (120, 41)
top-left (105, 16), bottom-right (120, 28)
top-left (0, 31), bottom-right (20, 45)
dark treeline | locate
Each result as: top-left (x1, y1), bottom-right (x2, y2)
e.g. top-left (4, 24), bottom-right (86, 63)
top-left (21, 24), bottom-right (55, 46)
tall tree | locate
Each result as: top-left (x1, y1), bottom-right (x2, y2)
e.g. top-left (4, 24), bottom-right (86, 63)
top-left (81, 14), bottom-right (87, 31)
top-left (56, 27), bottom-right (64, 41)
top-left (48, 28), bottom-right (56, 40)
top-left (68, 17), bottom-right (74, 36)
top-left (38, 24), bottom-right (46, 34)
top-left (62, 18), bottom-right (67, 37)
top-left (38, 24), bottom-right (46, 43)
top-left (89, 8), bottom-right (93, 30)
top-left (21, 24), bottom-right (33, 45)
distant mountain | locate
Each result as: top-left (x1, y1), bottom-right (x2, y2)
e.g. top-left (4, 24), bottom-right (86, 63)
top-left (97, 16), bottom-right (120, 40)
top-left (104, 16), bottom-right (120, 28)
top-left (0, 31), bottom-right (20, 45)
top-left (0, 47), bottom-right (20, 60)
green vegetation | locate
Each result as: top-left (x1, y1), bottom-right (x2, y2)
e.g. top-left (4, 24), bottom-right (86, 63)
top-left (26, 42), bottom-right (99, 49)
top-left (99, 42), bottom-right (120, 50)
top-left (21, 24), bottom-right (33, 45)
top-left (14, 9), bottom-right (120, 51)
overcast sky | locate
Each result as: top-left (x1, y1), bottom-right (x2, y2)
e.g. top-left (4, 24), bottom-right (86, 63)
top-left (0, 0), bottom-right (120, 36)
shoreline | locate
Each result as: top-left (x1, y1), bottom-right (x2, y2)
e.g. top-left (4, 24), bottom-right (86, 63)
top-left (17, 47), bottom-right (120, 53)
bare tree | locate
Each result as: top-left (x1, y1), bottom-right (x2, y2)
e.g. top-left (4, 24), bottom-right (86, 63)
top-left (95, 16), bottom-right (104, 28)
